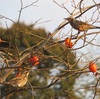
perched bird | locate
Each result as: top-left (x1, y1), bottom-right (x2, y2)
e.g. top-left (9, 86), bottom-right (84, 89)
top-left (3, 70), bottom-right (29, 87)
top-left (65, 17), bottom-right (100, 32)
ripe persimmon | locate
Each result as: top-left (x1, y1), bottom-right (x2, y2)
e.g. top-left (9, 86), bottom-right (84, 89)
top-left (29, 56), bottom-right (39, 66)
top-left (16, 72), bottom-right (21, 77)
top-left (65, 38), bottom-right (73, 48)
top-left (0, 38), bottom-right (2, 43)
top-left (89, 62), bottom-right (97, 73)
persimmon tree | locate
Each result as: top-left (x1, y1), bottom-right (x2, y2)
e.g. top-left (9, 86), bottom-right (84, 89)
top-left (0, 0), bottom-right (100, 99)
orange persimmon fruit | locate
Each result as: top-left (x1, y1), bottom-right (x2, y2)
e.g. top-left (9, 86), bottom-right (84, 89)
top-left (15, 72), bottom-right (21, 77)
top-left (0, 38), bottom-right (2, 43)
top-left (65, 37), bottom-right (73, 48)
top-left (29, 56), bottom-right (39, 66)
top-left (89, 62), bottom-right (97, 73)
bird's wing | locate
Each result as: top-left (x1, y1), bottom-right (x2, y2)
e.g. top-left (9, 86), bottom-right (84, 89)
top-left (74, 20), bottom-right (89, 25)
top-left (8, 76), bottom-right (22, 82)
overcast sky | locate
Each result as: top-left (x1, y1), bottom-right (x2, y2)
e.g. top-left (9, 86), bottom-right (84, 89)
top-left (0, 0), bottom-right (99, 32)
top-left (0, 0), bottom-right (68, 32)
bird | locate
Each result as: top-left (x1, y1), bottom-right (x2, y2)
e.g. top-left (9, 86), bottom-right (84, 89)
top-left (65, 17), bottom-right (100, 32)
top-left (3, 70), bottom-right (29, 87)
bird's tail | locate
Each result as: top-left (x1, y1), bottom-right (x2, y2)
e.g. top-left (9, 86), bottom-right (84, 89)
top-left (95, 26), bottom-right (100, 29)
top-left (90, 25), bottom-right (100, 29)
top-left (93, 26), bottom-right (100, 29)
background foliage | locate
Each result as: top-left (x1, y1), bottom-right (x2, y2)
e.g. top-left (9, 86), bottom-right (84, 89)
top-left (0, 22), bottom-right (79, 99)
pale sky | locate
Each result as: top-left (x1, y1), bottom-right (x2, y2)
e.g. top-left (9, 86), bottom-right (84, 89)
top-left (0, 0), bottom-right (67, 32)
top-left (0, 0), bottom-right (99, 32)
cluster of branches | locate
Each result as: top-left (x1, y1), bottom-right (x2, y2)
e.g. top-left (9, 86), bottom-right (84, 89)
top-left (0, 0), bottom-right (100, 99)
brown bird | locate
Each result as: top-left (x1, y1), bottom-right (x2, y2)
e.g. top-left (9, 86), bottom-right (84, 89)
top-left (65, 17), bottom-right (100, 32)
top-left (3, 70), bottom-right (29, 87)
